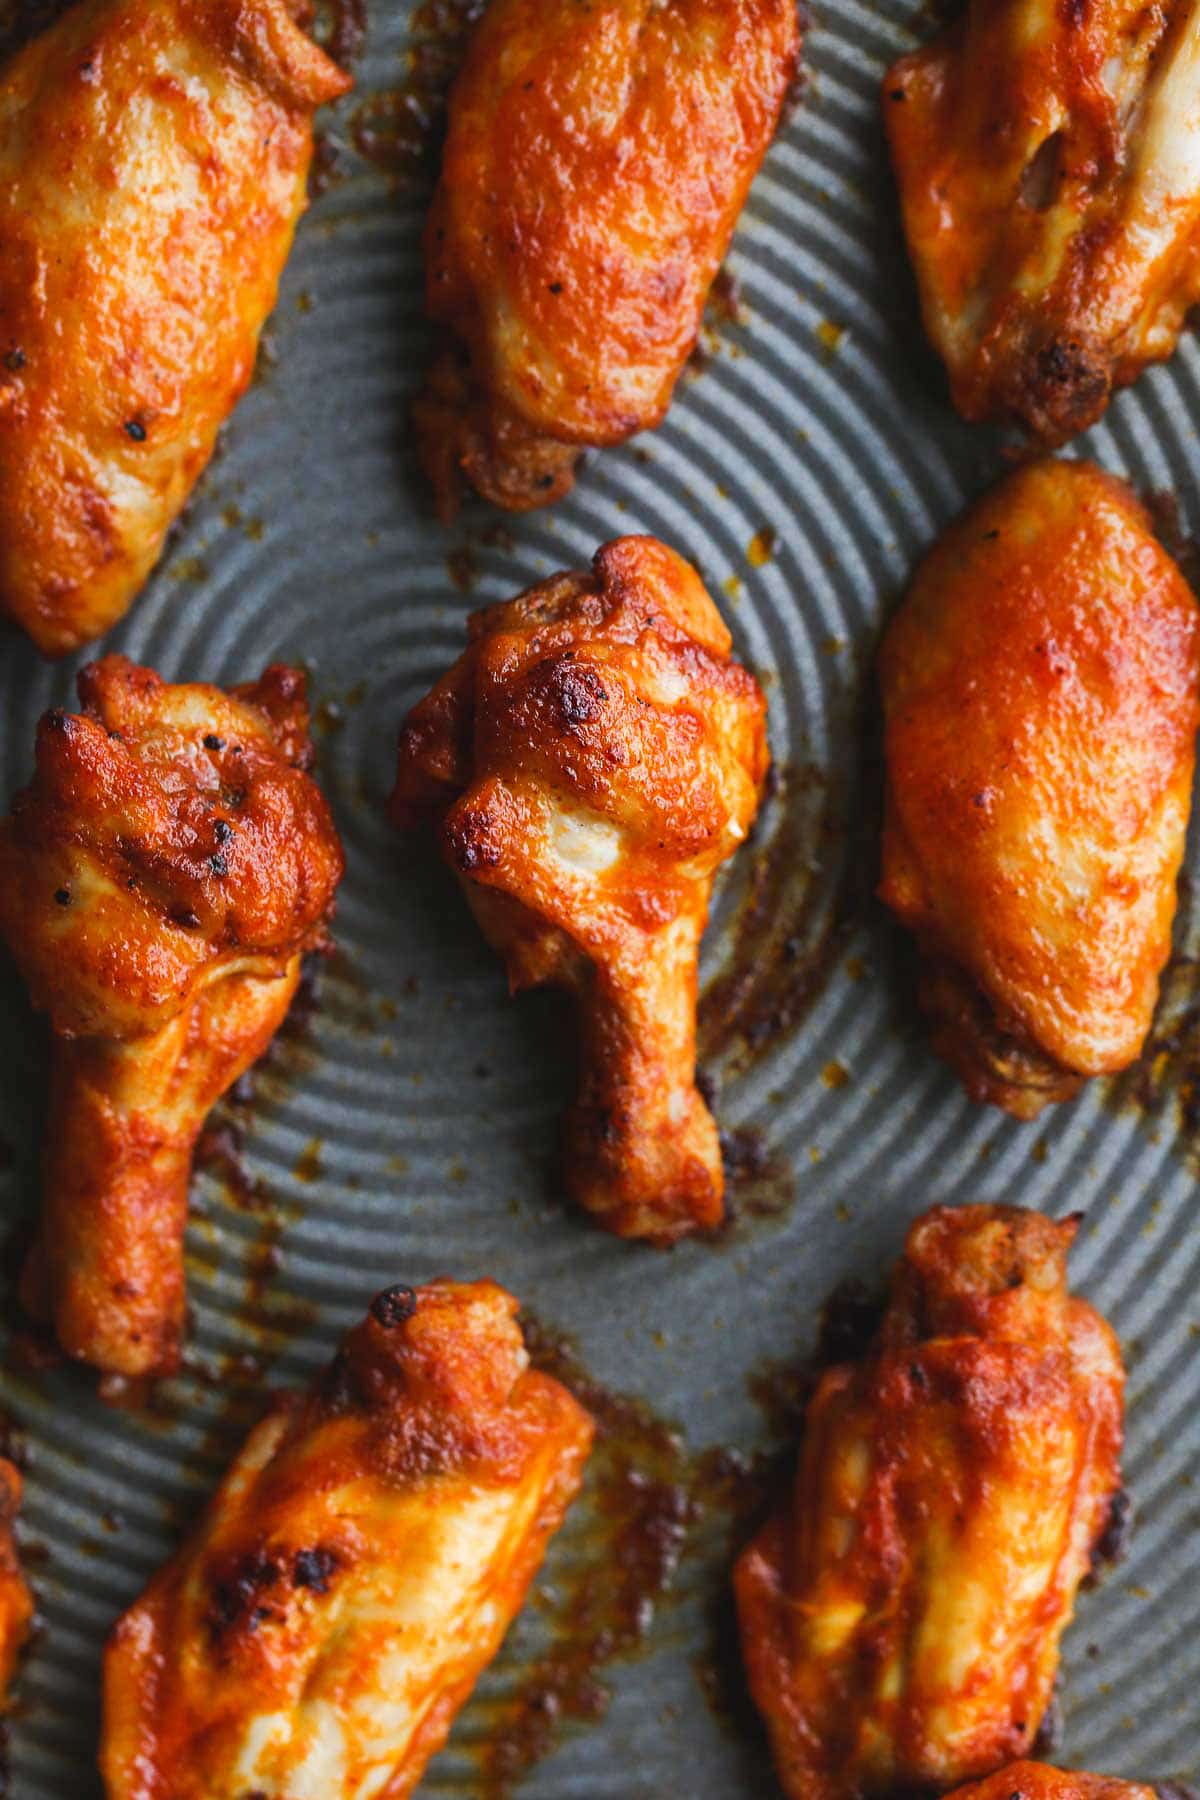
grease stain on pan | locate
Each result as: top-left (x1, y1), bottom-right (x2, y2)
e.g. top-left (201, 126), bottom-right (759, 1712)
top-left (314, 0), bottom-right (369, 73)
top-left (487, 1284), bottom-right (887, 1791)
top-left (1107, 950), bottom-right (1200, 1170)
top-left (709, 1104), bottom-right (797, 1228)
top-left (343, 0), bottom-right (484, 188)
top-left (192, 1094), bottom-right (320, 1357)
top-left (691, 1279), bottom-right (887, 1736)
top-left (481, 1317), bottom-right (791, 1796)
top-left (698, 763), bottom-right (852, 1073)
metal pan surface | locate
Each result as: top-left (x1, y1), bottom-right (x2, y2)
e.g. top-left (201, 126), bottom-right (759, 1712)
top-left (0, 0), bottom-right (1197, 1794)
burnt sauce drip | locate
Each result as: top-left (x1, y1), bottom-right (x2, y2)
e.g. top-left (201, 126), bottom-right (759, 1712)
top-left (1086, 1485), bottom-right (1133, 1584)
top-left (314, 0), bottom-right (369, 72)
top-left (484, 1315), bottom-right (701, 1796)
top-left (697, 746), bottom-right (876, 1076)
top-left (1106, 937), bottom-right (1200, 1165)
top-left (486, 1286), bottom-right (885, 1788)
top-left (345, 0), bottom-right (484, 185)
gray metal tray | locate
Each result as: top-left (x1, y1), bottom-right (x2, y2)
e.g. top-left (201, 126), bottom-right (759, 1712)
top-left (0, 1), bottom-right (1197, 1794)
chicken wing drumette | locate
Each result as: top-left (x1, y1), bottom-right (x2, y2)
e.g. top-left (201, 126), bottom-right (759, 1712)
top-left (0, 1460), bottom-right (32, 1707)
top-left (736, 1204), bottom-right (1125, 1800)
top-left (880, 459), bottom-right (1200, 1119)
top-left (102, 1279), bottom-right (594, 1800)
top-left (414, 0), bottom-right (800, 519)
top-left (885, 0), bottom-right (1200, 443)
top-left (0, 656), bottom-right (344, 1378)
top-left (391, 536), bottom-right (769, 1244)
top-left (0, 0), bottom-right (350, 656)
top-left (947, 1768), bottom-right (1155, 1800)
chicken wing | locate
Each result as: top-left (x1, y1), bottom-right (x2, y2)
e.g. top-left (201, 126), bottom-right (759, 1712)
top-left (879, 459), bottom-right (1200, 1118)
top-left (885, 0), bottom-right (1200, 443)
top-left (0, 0), bottom-right (350, 657)
top-left (101, 1278), bottom-right (594, 1800)
top-left (414, 0), bottom-right (800, 519)
top-left (947, 1767), bottom-right (1155, 1800)
top-left (391, 536), bottom-right (768, 1244)
top-left (735, 1204), bottom-right (1125, 1800)
top-left (0, 655), bottom-right (344, 1377)
top-left (0, 1459), bottom-right (32, 1706)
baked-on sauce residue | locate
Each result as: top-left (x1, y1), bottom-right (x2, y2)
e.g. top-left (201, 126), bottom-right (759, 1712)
top-left (315, 0), bottom-right (368, 73)
top-left (1106, 937), bottom-right (1200, 1170)
top-left (482, 1285), bottom-right (891, 1793)
top-left (348, 0), bottom-right (484, 185)
top-left (698, 762), bottom-right (861, 1072)
top-left (482, 1316), bottom-right (700, 1796)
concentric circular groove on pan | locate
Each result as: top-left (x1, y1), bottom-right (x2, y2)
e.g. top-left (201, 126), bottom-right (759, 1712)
top-left (0, 0), bottom-right (1198, 1793)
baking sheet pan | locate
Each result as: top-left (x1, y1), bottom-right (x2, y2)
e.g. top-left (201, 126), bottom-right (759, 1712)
top-left (0, 0), bottom-right (1198, 1793)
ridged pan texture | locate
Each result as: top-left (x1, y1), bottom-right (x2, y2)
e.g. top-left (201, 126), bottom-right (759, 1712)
top-left (0, 0), bottom-right (1197, 1795)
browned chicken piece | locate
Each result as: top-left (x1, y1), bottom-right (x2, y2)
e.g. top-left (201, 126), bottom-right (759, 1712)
top-left (0, 656), bottom-right (344, 1378)
top-left (102, 1279), bottom-right (594, 1800)
top-left (879, 459), bottom-right (1200, 1119)
top-left (391, 535), bottom-right (769, 1244)
top-left (736, 1204), bottom-right (1126, 1800)
top-left (0, 1459), bottom-right (33, 1706)
top-left (414, 0), bottom-right (800, 519)
top-left (947, 1767), bottom-right (1156, 1800)
top-left (0, 0), bottom-right (350, 656)
top-left (885, 0), bottom-right (1200, 443)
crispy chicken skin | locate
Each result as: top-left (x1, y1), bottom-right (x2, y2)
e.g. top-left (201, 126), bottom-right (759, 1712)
top-left (885, 0), bottom-right (1200, 443)
top-left (102, 1279), bottom-right (594, 1800)
top-left (947, 1768), bottom-right (1156, 1800)
top-left (391, 536), bottom-right (768, 1245)
top-left (0, 655), bottom-right (344, 1377)
top-left (735, 1205), bottom-right (1125, 1800)
top-left (879, 460), bottom-right (1200, 1119)
top-left (0, 1459), bottom-right (33, 1706)
top-left (0, 0), bottom-right (350, 657)
top-left (414, 0), bottom-right (800, 519)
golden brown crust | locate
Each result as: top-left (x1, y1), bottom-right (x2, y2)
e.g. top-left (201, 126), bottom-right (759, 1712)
top-left (885, 0), bottom-right (1200, 442)
top-left (735, 1204), bottom-right (1126, 1800)
top-left (0, 0), bottom-right (350, 655)
top-left (392, 536), bottom-right (768, 1244)
top-left (0, 655), bottom-right (344, 1375)
top-left (879, 459), bottom-right (1200, 1118)
top-left (101, 1280), bottom-right (594, 1800)
top-left (0, 1460), bottom-right (32, 1709)
top-left (947, 1765), bottom-right (1156, 1800)
top-left (416, 0), bottom-right (799, 517)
